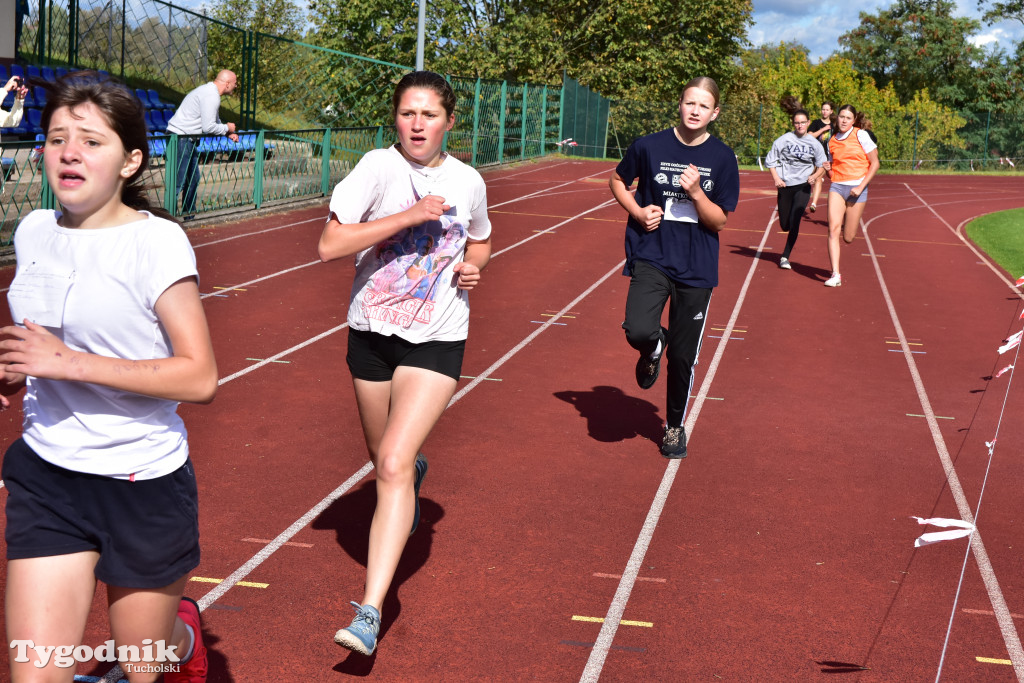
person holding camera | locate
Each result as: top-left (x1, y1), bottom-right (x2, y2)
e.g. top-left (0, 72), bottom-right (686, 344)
top-left (1, 76), bottom-right (30, 128)
top-left (165, 70), bottom-right (239, 218)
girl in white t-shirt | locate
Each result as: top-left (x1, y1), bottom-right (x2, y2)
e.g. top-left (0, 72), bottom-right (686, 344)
top-left (0, 72), bottom-right (216, 681)
top-left (318, 70), bottom-right (492, 656)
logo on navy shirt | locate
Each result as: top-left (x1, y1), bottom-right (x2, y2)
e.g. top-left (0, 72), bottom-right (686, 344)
top-left (702, 179), bottom-right (714, 192)
top-left (655, 173), bottom-right (669, 185)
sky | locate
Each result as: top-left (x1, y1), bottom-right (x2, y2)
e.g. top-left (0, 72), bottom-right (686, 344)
top-left (748, 0), bottom-right (1024, 62)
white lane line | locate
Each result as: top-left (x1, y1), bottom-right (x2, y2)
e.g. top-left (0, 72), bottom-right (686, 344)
top-left (579, 207), bottom-right (779, 683)
top-left (199, 261), bottom-right (320, 300)
top-left (493, 199), bottom-right (618, 258)
top-left (904, 184), bottom-right (1024, 300)
top-left (193, 216), bottom-right (324, 248)
top-left (490, 169), bottom-right (612, 209)
top-left (885, 194), bottom-right (1024, 681)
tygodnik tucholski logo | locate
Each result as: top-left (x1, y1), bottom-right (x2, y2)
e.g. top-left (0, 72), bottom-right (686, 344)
top-left (10, 639), bottom-right (180, 671)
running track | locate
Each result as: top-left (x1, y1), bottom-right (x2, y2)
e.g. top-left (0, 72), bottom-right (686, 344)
top-left (0, 160), bottom-right (1022, 681)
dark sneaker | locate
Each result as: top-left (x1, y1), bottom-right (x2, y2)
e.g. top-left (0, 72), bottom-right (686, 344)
top-left (635, 327), bottom-right (667, 390)
top-left (411, 453), bottom-right (428, 536)
top-left (164, 597), bottom-right (207, 682)
top-left (334, 601), bottom-right (381, 655)
top-left (661, 425), bottom-right (687, 459)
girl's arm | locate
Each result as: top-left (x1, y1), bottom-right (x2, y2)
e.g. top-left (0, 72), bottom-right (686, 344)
top-left (0, 277), bottom-right (218, 404)
top-left (318, 195), bottom-right (450, 262)
top-left (768, 167), bottom-right (784, 188)
top-left (852, 149), bottom-right (881, 198)
top-left (609, 172), bottom-right (663, 231)
top-left (453, 237), bottom-right (491, 290)
top-left (679, 164), bottom-right (728, 233)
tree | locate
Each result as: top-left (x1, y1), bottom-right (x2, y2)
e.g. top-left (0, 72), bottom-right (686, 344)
top-left (977, 0), bottom-right (1024, 27)
top-left (838, 0), bottom-right (982, 107)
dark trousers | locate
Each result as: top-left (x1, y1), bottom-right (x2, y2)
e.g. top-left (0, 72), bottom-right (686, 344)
top-left (777, 182), bottom-right (811, 259)
top-left (622, 260), bottom-right (711, 427)
top-left (176, 136), bottom-right (200, 215)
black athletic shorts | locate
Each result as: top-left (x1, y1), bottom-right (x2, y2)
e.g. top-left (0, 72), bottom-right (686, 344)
top-left (2, 438), bottom-right (200, 589)
top-left (346, 328), bottom-right (465, 382)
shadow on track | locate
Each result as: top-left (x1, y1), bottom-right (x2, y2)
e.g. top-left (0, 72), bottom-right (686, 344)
top-left (554, 385), bottom-right (663, 443)
top-left (312, 479), bottom-right (444, 676)
top-left (729, 245), bottom-right (831, 283)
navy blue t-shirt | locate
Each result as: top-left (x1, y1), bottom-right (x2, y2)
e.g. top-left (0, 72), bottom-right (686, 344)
top-left (616, 128), bottom-right (740, 288)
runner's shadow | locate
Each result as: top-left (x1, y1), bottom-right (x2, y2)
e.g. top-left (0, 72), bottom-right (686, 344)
top-left (730, 246), bottom-right (831, 282)
top-left (554, 385), bottom-right (663, 443)
top-left (311, 479), bottom-right (443, 675)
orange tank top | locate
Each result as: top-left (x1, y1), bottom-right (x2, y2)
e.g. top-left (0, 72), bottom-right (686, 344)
top-left (828, 127), bottom-right (870, 183)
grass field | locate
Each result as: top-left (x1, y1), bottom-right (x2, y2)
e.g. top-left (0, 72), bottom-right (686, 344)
top-left (966, 207), bottom-right (1024, 279)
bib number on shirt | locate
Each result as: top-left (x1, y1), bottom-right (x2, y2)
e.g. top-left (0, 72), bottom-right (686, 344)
top-left (7, 262), bottom-right (75, 328)
top-left (664, 196), bottom-right (698, 223)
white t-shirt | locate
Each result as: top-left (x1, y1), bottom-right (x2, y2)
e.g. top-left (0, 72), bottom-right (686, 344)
top-left (7, 210), bottom-right (198, 480)
top-left (831, 129), bottom-right (877, 186)
top-left (328, 146), bottom-right (491, 342)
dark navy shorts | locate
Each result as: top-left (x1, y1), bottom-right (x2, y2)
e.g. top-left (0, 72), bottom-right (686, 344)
top-left (2, 438), bottom-right (200, 589)
top-left (346, 328), bottom-right (465, 382)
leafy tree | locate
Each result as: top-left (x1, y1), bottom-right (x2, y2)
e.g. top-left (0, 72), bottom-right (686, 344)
top-left (837, 0), bottom-right (983, 107)
top-left (977, 0), bottom-right (1024, 27)
top-left (727, 44), bottom-right (966, 166)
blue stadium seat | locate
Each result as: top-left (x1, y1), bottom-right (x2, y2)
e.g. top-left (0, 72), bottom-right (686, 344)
top-left (31, 86), bottom-right (47, 109)
top-left (135, 88), bottom-right (150, 108)
top-left (55, 67), bottom-right (70, 79)
top-left (0, 64), bottom-right (8, 83)
top-left (147, 89), bottom-right (173, 111)
top-left (26, 109), bottom-right (44, 136)
top-left (41, 67), bottom-right (56, 83)
top-left (144, 111), bottom-right (158, 132)
top-left (148, 135), bottom-right (167, 158)
top-left (26, 65), bottom-right (41, 81)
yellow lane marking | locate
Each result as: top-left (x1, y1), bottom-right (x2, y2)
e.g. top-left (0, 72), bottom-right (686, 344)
top-left (976, 657), bottom-right (1012, 665)
top-left (886, 341), bottom-right (923, 346)
top-left (572, 615), bottom-right (653, 628)
top-left (592, 572), bottom-right (666, 583)
top-left (190, 577), bottom-right (268, 588)
top-left (907, 414), bottom-right (954, 420)
top-left (213, 286), bottom-right (248, 291)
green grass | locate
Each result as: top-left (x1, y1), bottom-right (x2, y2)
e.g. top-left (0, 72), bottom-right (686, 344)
top-left (966, 208), bottom-right (1024, 279)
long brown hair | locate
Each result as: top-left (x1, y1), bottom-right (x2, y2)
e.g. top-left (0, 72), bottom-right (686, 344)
top-left (41, 71), bottom-right (173, 220)
top-left (391, 71), bottom-right (457, 119)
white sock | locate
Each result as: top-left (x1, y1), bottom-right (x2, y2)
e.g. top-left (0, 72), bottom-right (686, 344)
top-left (649, 339), bottom-right (663, 359)
top-left (180, 623), bottom-right (196, 664)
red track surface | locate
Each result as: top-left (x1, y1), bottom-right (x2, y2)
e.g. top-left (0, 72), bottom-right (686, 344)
top-left (0, 159), bottom-right (1023, 681)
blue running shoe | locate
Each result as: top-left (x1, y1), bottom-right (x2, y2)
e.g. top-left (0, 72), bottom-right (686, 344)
top-left (411, 453), bottom-right (428, 536)
top-left (334, 601), bottom-right (381, 655)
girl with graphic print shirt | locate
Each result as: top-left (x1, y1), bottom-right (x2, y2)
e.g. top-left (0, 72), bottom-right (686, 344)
top-left (318, 70), bottom-right (491, 657)
top-left (609, 76), bottom-right (740, 460)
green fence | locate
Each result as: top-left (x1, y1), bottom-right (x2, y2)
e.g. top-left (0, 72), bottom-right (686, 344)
top-left (4, 0), bottom-right (615, 237)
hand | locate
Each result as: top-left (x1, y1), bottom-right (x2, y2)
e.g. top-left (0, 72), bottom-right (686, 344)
top-left (774, 178), bottom-right (785, 189)
top-left (678, 164), bottom-right (702, 194)
top-left (452, 261), bottom-right (481, 290)
top-left (226, 122), bottom-right (236, 133)
top-left (228, 133), bottom-right (239, 142)
top-left (848, 185), bottom-right (864, 201)
top-left (0, 320), bottom-right (77, 381)
top-left (3, 77), bottom-right (17, 92)
top-left (634, 204), bottom-right (664, 232)
top-left (407, 195), bottom-right (450, 224)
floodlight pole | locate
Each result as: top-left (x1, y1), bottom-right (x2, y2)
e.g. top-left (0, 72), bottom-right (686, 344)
top-left (415, 0), bottom-right (426, 70)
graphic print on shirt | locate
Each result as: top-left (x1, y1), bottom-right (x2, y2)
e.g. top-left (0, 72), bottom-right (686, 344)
top-left (656, 161), bottom-right (713, 223)
top-left (362, 176), bottom-right (465, 328)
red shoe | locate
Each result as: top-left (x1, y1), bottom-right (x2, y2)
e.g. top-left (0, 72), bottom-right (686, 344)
top-left (165, 597), bottom-right (208, 682)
